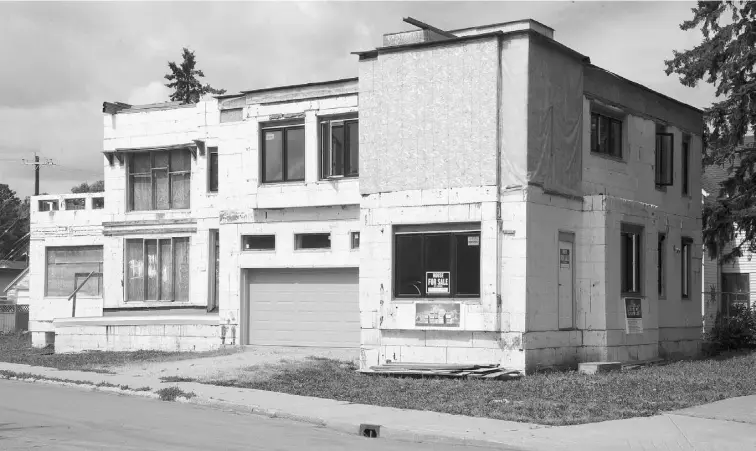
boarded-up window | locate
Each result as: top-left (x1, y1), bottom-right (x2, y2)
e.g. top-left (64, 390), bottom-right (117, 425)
top-left (128, 150), bottom-right (191, 211)
top-left (45, 246), bottom-right (103, 297)
top-left (220, 108), bottom-right (243, 123)
top-left (125, 237), bottom-right (190, 301)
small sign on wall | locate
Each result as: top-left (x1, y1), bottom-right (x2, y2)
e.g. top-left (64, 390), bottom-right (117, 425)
top-left (560, 248), bottom-right (571, 267)
top-left (624, 298), bottom-right (643, 334)
top-left (415, 303), bottom-right (460, 327)
top-left (426, 271), bottom-right (450, 294)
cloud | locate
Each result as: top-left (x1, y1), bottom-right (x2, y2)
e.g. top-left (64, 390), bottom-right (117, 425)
top-left (127, 81), bottom-right (172, 106)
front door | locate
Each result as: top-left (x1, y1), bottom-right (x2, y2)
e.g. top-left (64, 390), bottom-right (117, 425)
top-left (558, 235), bottom-right (575, 329)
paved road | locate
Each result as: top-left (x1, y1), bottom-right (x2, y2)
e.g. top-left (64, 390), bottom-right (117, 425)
top-left (0, 380), bottom-right (492, 450)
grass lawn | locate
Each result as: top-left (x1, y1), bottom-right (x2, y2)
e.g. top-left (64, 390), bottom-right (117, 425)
top-left (198, 352), bottom-right (756, 426)
top-left (0, 333), bottom-right (236, 373)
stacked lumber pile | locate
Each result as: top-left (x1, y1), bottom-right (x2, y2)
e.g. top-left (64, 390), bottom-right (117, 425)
top-left (360, 363), bottom-right (522, 380)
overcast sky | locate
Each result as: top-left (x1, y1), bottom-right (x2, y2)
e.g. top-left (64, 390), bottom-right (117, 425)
top-left (0, 1), bottom-right (715, 198)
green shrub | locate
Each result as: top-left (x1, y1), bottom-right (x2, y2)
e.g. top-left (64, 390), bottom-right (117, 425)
top-left (706, 304), bottom-right (756, 351)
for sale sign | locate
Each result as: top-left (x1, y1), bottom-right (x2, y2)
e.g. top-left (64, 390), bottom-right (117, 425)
top-left (426, 271), bottom-right (450, 294)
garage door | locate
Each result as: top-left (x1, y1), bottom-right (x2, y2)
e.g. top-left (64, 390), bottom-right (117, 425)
top-left (246, 268), bottom-right (359, 348)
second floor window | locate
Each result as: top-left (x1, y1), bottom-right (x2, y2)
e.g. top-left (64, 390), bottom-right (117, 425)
top-left (208, 147), bottom-right (219, 193)
top-left (261, 125), bottom-right (305, 183)
top-left (682, 139), bottom-right (690, 195)
top-left (655, 133), bottom-right (674, 186)
top-left (590, 112), bottom-right (622, 158)
top-left (129, 149), bottom-right (191, 211)
top-left (321, 117), bottom-right (358, 178)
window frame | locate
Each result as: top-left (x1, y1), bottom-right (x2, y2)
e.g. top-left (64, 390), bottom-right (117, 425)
top-left (682, 139), bottom-right (690, 196)
top-left (393, 230), bottom-right (481, 299)
top-left (620, 223), bottom-right (643, 296)
top-left (45, 246), bottom-right (104, 297)
top-left (260, 123), bottom-right (305, 184)
top-left (320, 114), bottom-right (359, 179)
top-left (294, 233), bottom-right (331, 250)
top-left (207, 146), bottom-right (219, 193)
top-left (721, 273), bottom-right (750, 316)
top-left (124, 236), bottom-right (190, 302)
top-left (590, 112), bottom-right (623, 159)
top-left (350, 231), bottom-right (360, 250)
top-left (127, 150), bottom-right (192, 211)
top-left (241, 234), bottom-right (276, 251)
top-left (658, 233), bottom-right (666, 299)
top-left (681, 237), bottom-right (692, 299)
top-left (655, 132), bottom-right (674, 187)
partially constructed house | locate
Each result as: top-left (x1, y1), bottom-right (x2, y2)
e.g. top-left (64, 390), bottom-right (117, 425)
top-left (28, 18), bottom-right (704, 372)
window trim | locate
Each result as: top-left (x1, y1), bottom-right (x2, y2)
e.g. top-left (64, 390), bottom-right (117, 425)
top-left (319, 115), bottom-right (359, 179)
top-left (681, 237), bottom-right (693, 299)
top-left (682, 138), bottom-right (690, 196)
top-left (127, 150), bottom-right (192, 211)
top-left (658, 233), bottom-right (666, 299)
top-left (393, 230), bottom-right (481, 299)
top-left (590, 111), bottom-right (623, 159)
top-left (350, 231), bottom-right (360, 250)
top-left (123, 236), bottom-right (190, 302)
top-left (294, 233), bottom-right (332, 251)
top-left (655, 132), bottom-right (674, 188)
top-left (207, 146), bottom-right (219, 193)
top-left (241, 234), bottom-right (276, 252)
top-left (260, 123), bottom-right (305, 184)
top-left (620, 223), bottom-right (643, 296)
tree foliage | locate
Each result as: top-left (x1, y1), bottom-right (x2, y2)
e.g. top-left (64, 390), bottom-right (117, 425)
top-left (665, 1), bottom-right (756, 263)
top-left (70, 180), bottom-right (104, 193)
top-left (0, 184), bottom-right (29, 261)
top-left (164, 48), bottom-right (226, 104)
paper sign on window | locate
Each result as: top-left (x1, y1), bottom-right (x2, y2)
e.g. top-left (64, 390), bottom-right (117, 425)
top-left (560, 249), bottom-right (570, 267)
top-left (426, 271), bottom-right (450, 294)
top-left (467, 236), bottom-right (480, 246)
top-left (265, 133), bottom-right (276, 141)
top-left (624, 298), bottom-right (643, 334)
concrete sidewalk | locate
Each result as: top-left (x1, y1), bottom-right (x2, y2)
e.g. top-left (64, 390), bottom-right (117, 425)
top-left (0, 361), bottom-right (754, 450)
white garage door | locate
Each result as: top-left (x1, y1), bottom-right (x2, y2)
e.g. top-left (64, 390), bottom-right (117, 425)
top-left (246, 268), bottom-right (359, 348)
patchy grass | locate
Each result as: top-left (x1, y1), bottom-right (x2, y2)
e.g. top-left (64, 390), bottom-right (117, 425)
top-left (199, 352), bottom-right (756, 426)
top-left (0, 333), bottom-right (236, 373)
top-left (156, 386), bottom-right (196, 402)
top-left (160, 376), bottom-right (196, 383)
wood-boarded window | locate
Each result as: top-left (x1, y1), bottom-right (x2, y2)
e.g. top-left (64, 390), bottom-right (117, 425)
top-left (655, 133), bottom-right (674, 186)
top-left (621, 224), bottom-right (643, 295)
top-left (125, 237), bottom-right (190, 302)
top-left (320, 116), bottom-right (358, 178)
top-left (45, 246), bottom-right (103, 297)
top-left (128, 149), bottom-right (191, 211)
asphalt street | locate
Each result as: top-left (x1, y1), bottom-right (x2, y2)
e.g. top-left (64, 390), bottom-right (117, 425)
top-left (0, 379), bottom-right (494, 451)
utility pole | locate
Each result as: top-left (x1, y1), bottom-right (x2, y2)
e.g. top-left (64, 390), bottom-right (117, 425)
top-left (22, 153), bottom-right (55, 196)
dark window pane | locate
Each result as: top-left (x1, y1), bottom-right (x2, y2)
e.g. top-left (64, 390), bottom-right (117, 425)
top-left (131, 153), bottom-right (151, 173)
top-left (209, 150), bottom-right (219, 192)
top-left (610, 119), bottom-right (622, 157)
top-left (321, 122), bottom-right (330, 178)
top-left (682, 142), bottom-right (689, 194)
top-left (295, 233), bottom-right (331, 249)
top-left (347, 121), bottom-right (359, 176)
top-left (92, 197), bottom-right (104, 209)
top-left (424, 234), bottom-right (451, 273)
top-left (242, 235), bottom-right (276, 251)
top-left (598, 115), bottom-right (609, 154)
top-left (351, 232), bottom-right (360, 249)
top-left (153, 151), bottom-right (169, 169)
top-left (456, 234), bottom-right (480, 296)
top-left (395, 234), bottom-right (424, 296)
top-left (263, 130), bottom-right (283, 182)
top-left (331, 124), bottom-right (345, 176)
top-left (286, 128), bottom-right (305, 181)
top-left (590, 114), bottom-right (598, 152)
top-left (170, 149), bottom-right (190, 172)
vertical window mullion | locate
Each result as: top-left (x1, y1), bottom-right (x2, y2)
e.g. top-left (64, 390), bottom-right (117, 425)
top-left (282, 127), bottom-right (288, 182)
top-left (156, 240), bottom-right (162, 301)
top-left (344, 122), bottom-right (350, 178)
top-left (451, 233), bottom-right (457, 297)
top-left (142, 239), bottom-right (148, 300)
top-left (171, 238), bottom-right (175, 301)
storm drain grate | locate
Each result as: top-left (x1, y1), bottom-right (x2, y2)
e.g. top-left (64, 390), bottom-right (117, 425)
top-left (359, 424), bottom-right (381, 438)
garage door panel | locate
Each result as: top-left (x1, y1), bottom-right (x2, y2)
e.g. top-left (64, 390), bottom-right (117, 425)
top-left (247, 268), bottom-right (359, 348)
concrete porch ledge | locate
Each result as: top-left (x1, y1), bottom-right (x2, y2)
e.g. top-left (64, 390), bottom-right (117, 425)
top-left (53, 315), bottom-right (220, 327)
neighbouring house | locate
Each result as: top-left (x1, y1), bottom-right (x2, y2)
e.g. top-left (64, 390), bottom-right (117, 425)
top-left (3, 267), bottom-right (29, 305)
top-left (0, 261), bottom-right (27, 303)
top-left (27, 18), bottom-right (704, 373)
top-left (701, 135), bottom-right (755, 331)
